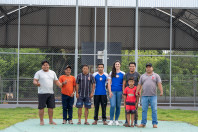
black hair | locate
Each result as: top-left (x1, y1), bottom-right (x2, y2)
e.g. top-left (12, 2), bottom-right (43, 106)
top-left (129, 62), bottom-right (136, 66)
top-left (97, 63), bottom-right (104, 67)
top-left (41, 60), bottom-right (49, 65)
top-left (128, 77), bottom-right (134, 81)
top-left (111, 60), bottom-right (121, 78)
top-left (82, 64), bottom-right (89, 69)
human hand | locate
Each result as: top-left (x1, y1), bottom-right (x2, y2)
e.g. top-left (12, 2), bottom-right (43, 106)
top-left (76, 93), bottom-right (79, 99)
top-left (109, 92), bottom-right (113, 98)
top-left (160, 91), bottom-right (163, 96)
top-left (37, 82), bottom-right (40, 87)
top-left (89, 93), bottom-right (94, 98)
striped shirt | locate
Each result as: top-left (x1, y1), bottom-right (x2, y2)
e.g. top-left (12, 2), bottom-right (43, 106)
top-left (76, 73), bottom-right (95, 97)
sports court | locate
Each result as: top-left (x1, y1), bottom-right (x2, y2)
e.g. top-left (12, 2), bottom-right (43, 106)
top-left (1, 119), bottom-right (198, 132)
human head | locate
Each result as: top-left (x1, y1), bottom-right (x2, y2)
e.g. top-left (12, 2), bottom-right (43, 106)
top-left (146, 63), bottom-right (153, 74)
top-left (128, 77), bottom-right (134, 87)
top-left (64, 65), bottom-right (72, 76)
top-left (41, 60), bottom-right (49, 72)
top-left (97, 64), bottom-right (104, 73)
top-left (129, 62), bottom-right (136, 72)
top-left (111, 60), bottom-right (121, 78)
top-left (82, 64), bottom-right (89, 74)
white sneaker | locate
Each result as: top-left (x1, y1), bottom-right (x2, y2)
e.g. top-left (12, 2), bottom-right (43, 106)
top-left (108, 120), bottom-right (114, 126)
top-left (115, 120), bottom-right (119, 126)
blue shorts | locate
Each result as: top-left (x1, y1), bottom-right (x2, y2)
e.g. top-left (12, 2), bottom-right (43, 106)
top-left (76, 96), bottom-right (91, 109)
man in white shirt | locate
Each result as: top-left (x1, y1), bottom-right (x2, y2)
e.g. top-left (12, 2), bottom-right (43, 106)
top-left (33, 60), bottom-right (63, 125)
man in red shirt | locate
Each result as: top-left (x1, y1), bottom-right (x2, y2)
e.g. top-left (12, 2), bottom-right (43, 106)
top-left (59, 65), bottom-right (76, 124)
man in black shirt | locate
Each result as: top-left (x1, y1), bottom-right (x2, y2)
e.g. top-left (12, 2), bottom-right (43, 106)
top-left (122, 62), bottom-right (141, 126)
top-left (76, 65), bottom-right (95, 125)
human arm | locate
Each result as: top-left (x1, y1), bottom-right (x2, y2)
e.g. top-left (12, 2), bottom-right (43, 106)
top-left (136, 84), bottom-right (142, 96)
top-left (158, 83), bottom-right (163, 96)
top-left (33, 79), bottom-right (40, 86)
top-left (108, 79), bottom-right (113, 98)
top-left (90, 83), bottom-right (95, 98)
top-left (76, 84), bottom-right (79, 99)
top-left (124, 95), bottom-right (126, 108)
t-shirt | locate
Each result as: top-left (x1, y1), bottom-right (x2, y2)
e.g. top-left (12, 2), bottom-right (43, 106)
top-left (34, 69), bottom-right (58, 94)
top-left (124, 72), bottom-right (141, 86)
top-left (59, 75), bottom-right (76, 96)
top-left (138, 72), bottom-right (162, 96)
top-left (92, 72), bottom-right (108, 95)
top-left (76, 73), bottom-right (95, 97)
top-left (108, 71), bottom-right (125, 91)
top-left (123, 86), bottom-right (137, 105)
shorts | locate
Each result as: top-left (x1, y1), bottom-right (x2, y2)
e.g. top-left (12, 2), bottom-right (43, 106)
top-left (126, 105), bottom-right (136, 114)
top-left (38, 94), bottom-right (55, 109)
top-left (76, 96), bottom-right (91, 109)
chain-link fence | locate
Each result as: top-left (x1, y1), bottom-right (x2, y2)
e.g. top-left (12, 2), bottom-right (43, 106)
top-left (0, 4), bottom-right (198, 106)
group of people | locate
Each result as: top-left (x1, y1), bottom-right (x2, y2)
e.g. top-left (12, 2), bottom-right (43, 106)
top-left (33, 60), bottom-right (163, 128)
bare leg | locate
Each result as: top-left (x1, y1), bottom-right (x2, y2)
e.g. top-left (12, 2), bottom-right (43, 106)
top-left (85, 108), bottom-right (89, 123)
top-left (78, 108), bottom-right (82, 123)
top-left (131, 114), bottom-right (135, 127)
top-left (39, 109), bottom-right (44, 125)
top-left (48, 108), bottom-right (56, 125)
top-left (126, 113), bottom-right (130, 126)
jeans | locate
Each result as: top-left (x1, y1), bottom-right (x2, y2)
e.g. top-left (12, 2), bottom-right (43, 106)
top-left (141, 96), bottom-right (158, 125)
top-left (109, 91), bottom-right (122, 120)
top-left (62, 94), bottom-right (74, 121)
top-left (94, 95), bottom-right (107, 121)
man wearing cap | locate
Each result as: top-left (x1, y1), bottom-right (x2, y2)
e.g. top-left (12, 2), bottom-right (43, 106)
top-left (136, 63), bottom-right (163, 128)
top-left (59, 65), bottom-right (76, 124)
top-left (33, 60), bottom-right (63, 125)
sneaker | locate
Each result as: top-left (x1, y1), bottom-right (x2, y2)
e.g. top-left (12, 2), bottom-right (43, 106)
top-left (108, 120), bottom-right (114, 126)
top-left (115, 120), bottom-right (119, 126)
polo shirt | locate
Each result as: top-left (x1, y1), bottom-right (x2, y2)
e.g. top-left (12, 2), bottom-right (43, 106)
top-left (138, 72), bottom-right (162, 96)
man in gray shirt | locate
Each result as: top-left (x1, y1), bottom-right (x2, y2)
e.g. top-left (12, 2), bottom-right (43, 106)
top-left (136, 63), bottom-right (163, 128)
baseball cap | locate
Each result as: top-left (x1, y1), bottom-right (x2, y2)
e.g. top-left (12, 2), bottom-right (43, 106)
top-left (65, 65), bottom-right (72, 69)
top-left (146, 63), bottom-right (152, 67)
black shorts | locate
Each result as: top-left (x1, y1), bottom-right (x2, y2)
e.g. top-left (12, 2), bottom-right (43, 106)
top-left (38, 94), bottom-right (55, 109)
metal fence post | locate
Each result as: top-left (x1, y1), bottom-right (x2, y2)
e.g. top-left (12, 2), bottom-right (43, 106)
top-left (104, 0), bottom-right (108, 73)
top-left (74, 0), bottom-right (79, 104)
top-left (135, 0), bottom-right (139, 72)
top-left (94, 7), bottom-right (97, 73)
top-left (0, 76), bottom-right (2, 104)
top-left (17, 5), bottom-right (21, 105)
top-left (169, 8), bottom-right (173, 107)
top-left (194, 76), bottom-right (197, 107)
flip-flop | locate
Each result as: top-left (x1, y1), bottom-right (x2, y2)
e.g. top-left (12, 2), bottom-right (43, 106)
top-left (84, 122), bottom-right (90, 125)
top-left (49, 122), bottom-right (57, 125)
top-left (77, 122), bottom-right (81, 125)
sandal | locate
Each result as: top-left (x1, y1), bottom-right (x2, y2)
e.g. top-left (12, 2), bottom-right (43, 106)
top-left (125, 124), bottom-right (131, 127)
top-left (131, 125), bottom-right (134, 127)
top-left (84, 122), bottom-right (90, 125)
top-left (77, 122), bottom-right (81, 125)
top-left (92, 121), bottom-right (97, 125)
top-left (68, 120), bottom-right (73, 124)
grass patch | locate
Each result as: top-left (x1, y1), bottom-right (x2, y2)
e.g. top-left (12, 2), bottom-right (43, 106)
top-left (0, 106), bottom-right (198, 130)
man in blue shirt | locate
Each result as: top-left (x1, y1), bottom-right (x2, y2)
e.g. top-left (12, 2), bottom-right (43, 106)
top-left (92, 64), bottom-right (108, 125)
